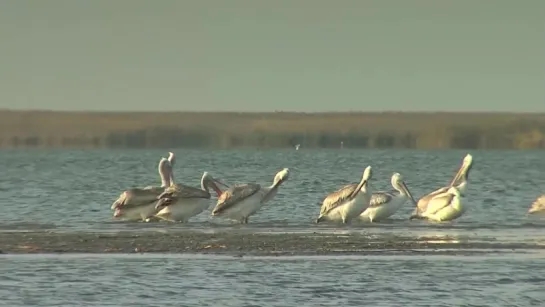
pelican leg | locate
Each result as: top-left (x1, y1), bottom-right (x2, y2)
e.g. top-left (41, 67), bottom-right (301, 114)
top-left (243, 217), bottom-right (249, 224)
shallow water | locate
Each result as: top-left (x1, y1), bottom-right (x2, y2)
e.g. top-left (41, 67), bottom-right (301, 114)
top-left (1, 149), bottom-right (545, 305)
top-left (1, 253), bottom-right (544, 306)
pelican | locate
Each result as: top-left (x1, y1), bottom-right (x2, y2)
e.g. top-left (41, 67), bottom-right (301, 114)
top-left (359, 173), bottom-right (417, 222)
top-left (211, 168), bottom-right (290, 224)
top-left (410, 153), bottom-right (473, 220)
top-left (528, 195), bottom-right (545, 214)
top-left (111, 154), bottom-right (174, 221)
top-left (412, 186), bottom-right (465, 222)
top-left (316, 166), bottom-right (373, 224)
top-left (153, 172), bottom-right (228, 222)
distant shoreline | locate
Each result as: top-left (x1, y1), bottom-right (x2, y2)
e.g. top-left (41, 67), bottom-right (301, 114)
top-left (1, 110), bottom-right (544, 149)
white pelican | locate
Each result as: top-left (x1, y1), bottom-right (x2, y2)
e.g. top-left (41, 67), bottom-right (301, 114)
top-left (410, 153), bottom-right (473, 220)
top-left (211, 168), bottom-right (290, 224)
top-left (412, 186), bottom-right (465, 222)
top-left (359, 173), bottom-right (417, 222)
top-left (153, 172), bottom-right (228, 222)
top-left (316, 166), bottom-right (373, 224)
top-left (111, 153), bottom-right (174, 221)
top-left (528, 195), bottom-right (545, 214)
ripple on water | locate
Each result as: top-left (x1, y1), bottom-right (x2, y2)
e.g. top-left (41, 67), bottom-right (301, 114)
top-left (1, 253), bottom-right (544, 306)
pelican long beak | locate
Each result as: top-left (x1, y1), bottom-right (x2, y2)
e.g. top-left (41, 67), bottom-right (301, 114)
top-left (155, 198), bottom-right (172, 210)
top-left (210, 180), bottom-right (225, 197)
top-left (213, 179), bottom-right (229, 188)
top-left (401, 181), bottom-right (417, 205)
top-left (157, 191), bottom-right (172, 200)
top-left (113, 208), bottom-right (123, 218)
top-left (111, 200), bottom-right (121, 210)
top-left (350, 180), bottom-right (367, 198)
top-left (448, 162), bottom-right (466, 187)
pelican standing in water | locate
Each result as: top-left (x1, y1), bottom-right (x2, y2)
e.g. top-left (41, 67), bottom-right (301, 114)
top-left (410, 153), bottom-right (473, 221)
top-left (211, 168), bottom-right (290, 224)
top-left (154, 172), bottom-right (228, 222)
top-left (528, 195), bottom-right (545, 214)
top-left (316, 166), bottom-right (373, 224)
top-left (111, 153), bottom-right (175, 221)
top-left (359, 172), bottom-right (417, 222)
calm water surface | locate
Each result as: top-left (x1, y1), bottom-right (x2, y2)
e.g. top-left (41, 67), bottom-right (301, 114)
top-left (1, 149), bottom-right (544, 306)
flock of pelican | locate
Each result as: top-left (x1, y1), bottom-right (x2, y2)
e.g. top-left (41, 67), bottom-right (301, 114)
top-left (111, 152), bottom-right (545, 224)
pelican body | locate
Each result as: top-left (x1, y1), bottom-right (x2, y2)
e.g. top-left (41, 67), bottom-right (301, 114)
top-left (111, 153), bottom-right (175, 221)
top-left (410, 154), bottom-right (473, 221)
top-left (360, 173), bottom-right (416, 222)
top-left (211, 168), bottom-right (290, 224)
top-left (415, 186), bottom-right (465, 222)
top-left (528, 195), bottom-right (545, 214)
top-left (154, 172), bottom-right (227, 222)
top-left (316, 166), bottom-right (373, 224)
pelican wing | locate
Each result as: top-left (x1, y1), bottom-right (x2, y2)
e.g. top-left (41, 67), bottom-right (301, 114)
top-left (424, 193), bottom-right (454, 215)
top-left (111, 187), bottom-right (164, 209)
top-left (212, 183), bottom-right (261, 214)
top-left (529, 195), bottom-right (545, 213)
top-left (369, 192), bottom-right (394, 208)
top-left (176, 185), bottom-right (211, 199)
top-left (162, 183), bottom-right (211, 199)
top-left (415, 186), bottom-right (449, 213)
top-left (320, 184), bottom-right (358, 215)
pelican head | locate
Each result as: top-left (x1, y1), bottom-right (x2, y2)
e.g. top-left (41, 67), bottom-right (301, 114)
top-left (273, 168), bottom-right (290, 186)
top-left (350, 166), bottom-right (372, 198)
top-left (167, 152), bottom-right (176, 166)
top-left (363, 165), bottom-right (372, 182)
top-left (158, 158), bottom-right (173, 187)
top-left (449, 154), bottom-right (473, 189)
top-left (391, 173), bottom-right (417, 205)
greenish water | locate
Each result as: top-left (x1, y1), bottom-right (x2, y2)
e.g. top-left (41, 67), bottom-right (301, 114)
top-left (0, 149), bottom-right (544, 306)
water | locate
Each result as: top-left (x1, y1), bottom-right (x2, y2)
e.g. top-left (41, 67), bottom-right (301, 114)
top-left (1, 253), bottom-right (544, 306)
top-left (1, 149), bottom-right (545, 305)
top-left (1, 149), bottom-right (544, 233)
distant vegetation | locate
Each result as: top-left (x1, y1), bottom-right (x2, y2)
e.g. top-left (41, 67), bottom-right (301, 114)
top-left (1, 110), bottom-right (544, 149)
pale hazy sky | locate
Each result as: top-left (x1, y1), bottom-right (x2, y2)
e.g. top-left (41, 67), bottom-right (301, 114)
top-left (1, 0), bottom-right (543, 112)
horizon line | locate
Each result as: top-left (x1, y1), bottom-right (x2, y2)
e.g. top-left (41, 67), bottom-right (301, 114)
top-left (1, 109), bottom-right (544, 116)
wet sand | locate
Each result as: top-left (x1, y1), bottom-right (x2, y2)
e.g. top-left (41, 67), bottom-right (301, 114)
top-left (1, 230), bottom-right (543, 256)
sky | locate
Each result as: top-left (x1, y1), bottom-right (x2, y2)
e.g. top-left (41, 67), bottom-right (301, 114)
top-left (0, 0), bottom-right (543, 112)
